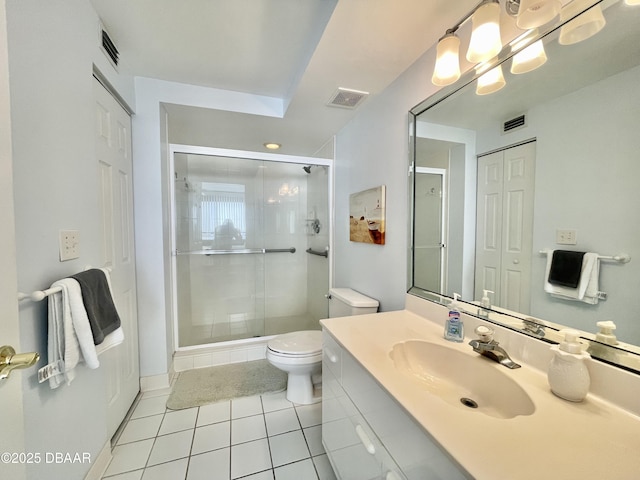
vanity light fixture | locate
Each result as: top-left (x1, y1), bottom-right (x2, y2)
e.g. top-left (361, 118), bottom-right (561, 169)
top-left (476, 64), bottom-right (507, 95)
top-left (264, 142), bottom-right (281, 150)
top-left (432, 32), bottom-right (462, 86)
top-left (625, 0), bottom-right (640, 5)
top-left (467, 0), bottom-right (503, 63)
top-left (558, 1), bottom-right (606, 45)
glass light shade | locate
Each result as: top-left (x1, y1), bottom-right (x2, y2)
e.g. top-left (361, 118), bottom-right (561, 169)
top-left (511, 40), bottom-right (547, 74)
top-left (558, 2), bottom-right (606, 45)
top-left (432, 34), bottom-right (461, 86)
top-left (516, 0), bottom-right (561, 29)
top-left (466, 1), bottom-right (503, 64)
top-left (476, 65), bottom-right (506, 95)
top-left (625, 0), bottom-right (640, 5)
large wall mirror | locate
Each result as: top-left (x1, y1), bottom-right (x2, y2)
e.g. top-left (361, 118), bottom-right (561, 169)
top-left (409, 0), bottom-right (640, 373)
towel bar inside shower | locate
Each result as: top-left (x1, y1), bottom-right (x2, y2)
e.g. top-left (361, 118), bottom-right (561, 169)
top-left (176, 247), bottom-right (296, 256)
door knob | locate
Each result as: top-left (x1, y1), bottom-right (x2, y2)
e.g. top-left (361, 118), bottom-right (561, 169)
top-left (0, 345), bottom-right (39, 380)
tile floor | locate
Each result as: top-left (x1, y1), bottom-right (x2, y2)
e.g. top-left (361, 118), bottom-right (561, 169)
top-left (100, 386), bottom-right (337, 480)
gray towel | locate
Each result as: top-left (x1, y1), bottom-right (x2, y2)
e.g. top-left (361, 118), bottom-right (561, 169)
top-left (70, 269), bottom-right (121, 345)
top-left (548, 250), bottom-right (585, 288)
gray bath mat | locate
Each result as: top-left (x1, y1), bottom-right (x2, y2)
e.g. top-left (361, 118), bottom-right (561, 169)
top-left (166, 359), bottom-right (287, 410)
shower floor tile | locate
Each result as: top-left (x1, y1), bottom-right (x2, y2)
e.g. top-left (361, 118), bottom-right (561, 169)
top-left (102, 387), bottom-right (336, 480)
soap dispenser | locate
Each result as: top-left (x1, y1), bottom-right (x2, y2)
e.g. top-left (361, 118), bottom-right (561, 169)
top-left (444, 293), bottom-right (464, 342)
top-left (478, 289), bottom-right (494, 318)
top-left (548, 329), bottom-right (591, 402)
top-left (595, 321), bottom-right (618, 345)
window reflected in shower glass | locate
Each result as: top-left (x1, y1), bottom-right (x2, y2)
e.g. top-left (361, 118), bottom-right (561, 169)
top-left (200, 182), bottom-right (246, 248)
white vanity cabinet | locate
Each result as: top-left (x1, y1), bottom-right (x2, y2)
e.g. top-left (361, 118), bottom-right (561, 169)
top-left (322, 330), bottom-right (468, 480)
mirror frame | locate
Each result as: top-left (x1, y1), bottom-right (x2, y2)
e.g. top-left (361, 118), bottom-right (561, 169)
top-left (407, 0), bottom-right (640, 374)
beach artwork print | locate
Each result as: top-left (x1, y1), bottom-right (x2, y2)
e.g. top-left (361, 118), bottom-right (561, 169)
top-left (349, 185), bottom-right (386, 245)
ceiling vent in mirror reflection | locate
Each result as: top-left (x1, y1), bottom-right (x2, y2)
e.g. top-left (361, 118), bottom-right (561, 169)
top-left (326, 87), bottom-right (369, 109)
top-left (502, 114), bottom-right (527, 133)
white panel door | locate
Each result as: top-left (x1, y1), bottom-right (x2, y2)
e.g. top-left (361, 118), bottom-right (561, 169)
top-left (94, 78), bottom-right (140, 437)
top-left (0, 4), bottom-right (26, 474)
top-left (475, 142), bottom-right (536, 313)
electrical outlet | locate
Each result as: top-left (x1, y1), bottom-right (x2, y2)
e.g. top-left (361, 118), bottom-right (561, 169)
top-left (556, 229), bottom-right (577, 245)
top-left (59, 230), bottom-right (80, 261)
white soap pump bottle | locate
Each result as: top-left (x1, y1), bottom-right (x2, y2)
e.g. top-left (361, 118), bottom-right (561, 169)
top-left (548, 329), bottom-right (591, 402)
top-left (478, 289), bottom-right (494, 318)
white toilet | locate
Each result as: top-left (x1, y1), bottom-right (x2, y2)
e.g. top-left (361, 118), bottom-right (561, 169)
top-left (266, 288), bottom-right (379, 404)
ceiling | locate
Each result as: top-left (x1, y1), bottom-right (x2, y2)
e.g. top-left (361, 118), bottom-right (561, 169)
top-left (89, 0), bottom-right (476, 157)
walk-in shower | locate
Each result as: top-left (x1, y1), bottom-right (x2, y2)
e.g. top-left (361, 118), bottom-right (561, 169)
top-left (171, 147), bottom-right (330, 349)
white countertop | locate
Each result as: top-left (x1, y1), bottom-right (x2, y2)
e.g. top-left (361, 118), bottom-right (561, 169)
top-left (321, 309), bottom-right (640, 480)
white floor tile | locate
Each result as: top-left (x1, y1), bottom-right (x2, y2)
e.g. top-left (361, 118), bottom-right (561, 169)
top-left (131, 396), bottom-right (168, 419)
top-left (158, 408), bottom-right (198, 435)
top-left (197, 400), bottom-right (231, 426)
top-left (102, 469), bottom-right (143, 480)
top-left (269, 430), bottom-right (310, 468)
top-left (117, 415), bottom-right (163, 445)
top-left (264, 408), bottom-right (299, 436)
top-left (303, 425), bottom-right (325, 456)
top-left (274, 459), bottom-right (318, 480)
top-left (231, 395), bottom-right (263, 419)
top-left (242, 471), bottom-right (274, 480)
top-left (230, 438), bottom-right (272, 478)
top-left (261, 392), bottom-right (293, 413)
top-left (231, 414), bottom-right (267, 445)
top-left (141, 458), bottom-right (188, 480)
top-left (187, 448), bottom-right (230, 480)
top-left (295, 403), bottom-right (322, 428)
top-left (191, 421), bottom-right (231, 455)
top-left (313, 455), bottom-right (337, 480)
top-left (104, 439), bottom-right (154, 477)
top-left (147, 430), bottom-right (193, 466)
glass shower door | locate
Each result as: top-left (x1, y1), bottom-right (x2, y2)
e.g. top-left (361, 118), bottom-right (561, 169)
top-left (173, 152), bottom-right (329, 348)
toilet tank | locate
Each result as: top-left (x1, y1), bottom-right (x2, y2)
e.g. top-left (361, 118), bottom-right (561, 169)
top-left (329, 288), bottom-right (379, 318)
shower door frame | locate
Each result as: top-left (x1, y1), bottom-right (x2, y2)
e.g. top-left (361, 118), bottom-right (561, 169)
top-left (168, 144), bottom-right (333, 353)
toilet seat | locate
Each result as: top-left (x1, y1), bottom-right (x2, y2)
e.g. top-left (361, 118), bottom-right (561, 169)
top-left (267, 330), bottom-right (322, 357)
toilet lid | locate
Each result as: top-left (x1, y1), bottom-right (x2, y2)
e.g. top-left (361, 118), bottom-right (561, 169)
top-left (267, 330), bottom-right (322, 355)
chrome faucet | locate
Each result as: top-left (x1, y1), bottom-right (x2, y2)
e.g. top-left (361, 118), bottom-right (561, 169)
top-left (469, 325), bottom-right (521, 369)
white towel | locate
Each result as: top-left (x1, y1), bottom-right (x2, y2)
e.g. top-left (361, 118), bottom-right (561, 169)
top-left (544, 251), bottom-right (601, 304)
top-left (46, 270), bottom-right (124, 388)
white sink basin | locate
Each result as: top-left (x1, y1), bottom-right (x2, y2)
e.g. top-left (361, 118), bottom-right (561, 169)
top-left (389, 340), bottom-right (535, 419)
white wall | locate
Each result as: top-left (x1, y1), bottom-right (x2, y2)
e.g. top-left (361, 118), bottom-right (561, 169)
top-left (333, 44), bottom-right (447, 311)
top-left (6, 0), bottom-right (134, 478)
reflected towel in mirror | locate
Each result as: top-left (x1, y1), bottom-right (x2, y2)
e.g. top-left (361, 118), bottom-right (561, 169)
top-left (544, 251), bottom-right (600, 304)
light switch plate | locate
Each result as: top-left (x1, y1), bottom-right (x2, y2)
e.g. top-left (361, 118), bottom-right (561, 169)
top-left (59, 230), bottom-right (80, 261)
top-left (556, 229), bottom-right (577, 245)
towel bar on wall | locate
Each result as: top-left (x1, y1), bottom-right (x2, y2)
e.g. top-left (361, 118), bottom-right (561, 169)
top-left (539, 250), bottom-right (631, 263)
top-left (306, 247), bottom-right (329, 257)
top-left (17, 266), bottom-right (112, 302)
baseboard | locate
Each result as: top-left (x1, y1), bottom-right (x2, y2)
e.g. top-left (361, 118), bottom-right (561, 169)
top-left (140, 372), bottom-right (172, 392)
top-left (84, 440), bottom-right (112, 480)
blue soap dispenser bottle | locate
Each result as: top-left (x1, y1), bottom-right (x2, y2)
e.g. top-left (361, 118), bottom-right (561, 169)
top-left (444, 293), bottom-right (464, 342)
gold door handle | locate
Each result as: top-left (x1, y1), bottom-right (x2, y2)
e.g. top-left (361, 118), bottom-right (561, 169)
top-left (0, 345), bottom-right (39, 380)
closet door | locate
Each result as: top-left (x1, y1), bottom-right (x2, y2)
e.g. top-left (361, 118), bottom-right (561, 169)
top-left (94, 77), bottom-right (140, 437)
top-left (475, 142), bottom-right (536, 313)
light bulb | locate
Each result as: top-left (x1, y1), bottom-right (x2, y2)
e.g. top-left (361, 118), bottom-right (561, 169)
top-left (476, 65), bottom-right (506, 95)
top-left (432, 33), bottom-right (461, 86)
top-left (511, 39), bottom-right (547, 74)
top-left (516, 0), bottom-right (561, 29)
top-left (467, 1), bottom-right (503, 64)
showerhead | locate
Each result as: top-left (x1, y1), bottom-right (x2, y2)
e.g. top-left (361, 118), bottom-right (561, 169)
top-left (303, 165), bottom-right (312, 174)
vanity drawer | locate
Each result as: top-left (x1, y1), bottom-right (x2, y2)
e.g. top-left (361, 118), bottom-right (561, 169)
top-left (323, 329), bottom-right (343, 382)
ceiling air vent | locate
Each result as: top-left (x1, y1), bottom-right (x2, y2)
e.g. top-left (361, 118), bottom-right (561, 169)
top-left (503, 114), bottom-right (526, 133)
top-left (327, 88), bottom-right (369, 109)
top-left (101, 26), bottom-right (119, 67)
